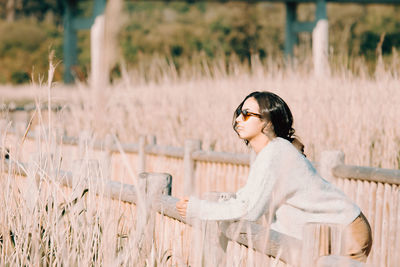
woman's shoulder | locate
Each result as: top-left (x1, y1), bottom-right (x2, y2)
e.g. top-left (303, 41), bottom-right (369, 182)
top-left (267, 137), bottom-right (312, 168)
top-left (256, 137), bottom-right (307, 167)
top-left (255, 137), bottom-right (298, 166)
top-left (269, 137), bottom-right (300, 155)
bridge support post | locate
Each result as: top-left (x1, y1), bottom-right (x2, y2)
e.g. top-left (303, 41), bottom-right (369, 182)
top-left (63, 1), bottom-right (78, 84)
top-left (91, 13), bottom-right (107, 88)
top-left (312, 0), bottom-right (329, 76)
top-left (63, 0), bottom-right (107, 84)
top-left (91, 0), bottom-right (108, 88)
top-left (284, 2), bottom-right (298, 60)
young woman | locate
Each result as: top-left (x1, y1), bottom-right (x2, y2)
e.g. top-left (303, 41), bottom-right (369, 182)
top-left (176, 91), bottom-right (372, 262)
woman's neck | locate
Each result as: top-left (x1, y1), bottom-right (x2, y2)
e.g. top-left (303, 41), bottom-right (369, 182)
top-left (249, 135), bottom-right (273, 154)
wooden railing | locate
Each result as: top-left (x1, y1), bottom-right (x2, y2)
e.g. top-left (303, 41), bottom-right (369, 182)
top-left (318, 151), bottom-right (400, 267)
top-left (2, 158), bottom-right (298, 265)
top-left (1, 124), bottom-right (400, 266)
top-left (4, 157), bottom-right (371, 266)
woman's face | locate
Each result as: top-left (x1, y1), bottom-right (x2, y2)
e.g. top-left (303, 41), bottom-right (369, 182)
top-left (235, 97), bottom-right (266, 142)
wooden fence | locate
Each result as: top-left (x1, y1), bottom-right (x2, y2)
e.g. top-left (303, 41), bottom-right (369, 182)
top-left (1, 123), bottom-right (400, 266)
top-left (3, 158), bottom-right (369, 267)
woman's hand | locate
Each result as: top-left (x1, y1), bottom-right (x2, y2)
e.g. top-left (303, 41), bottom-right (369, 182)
top-left (176, 197), bottom-right (189, 219)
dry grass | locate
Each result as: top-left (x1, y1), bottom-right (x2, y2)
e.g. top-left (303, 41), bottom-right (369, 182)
top-left (3, 54), bottom-right (399, 168)
top-left (0, 55), bottom-right (399, 265)
top-left (0, 125), bottom-right (179, 266)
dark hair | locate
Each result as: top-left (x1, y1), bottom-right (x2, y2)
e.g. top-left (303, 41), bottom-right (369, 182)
top-left (233, 91), bottom-right (305, 155)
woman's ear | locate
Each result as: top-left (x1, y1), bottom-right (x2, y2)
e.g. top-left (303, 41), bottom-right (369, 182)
top-left (262, 122), bottom-right (275, 138)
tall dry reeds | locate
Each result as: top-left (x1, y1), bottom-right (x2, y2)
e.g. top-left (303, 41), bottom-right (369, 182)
top-left (0, 58), bottom-right (175, 266)
top-left (1, 119), bottom-right (184, 266)
top-left (0, 54), bottom-right (399, 266)
top-left (1, 54), bottom-right (399, 169)
top-left (57, 54), bottom-right (399, 169)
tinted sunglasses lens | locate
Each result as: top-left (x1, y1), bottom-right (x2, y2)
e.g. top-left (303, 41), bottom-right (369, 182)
top-left (241, 110), bottom-right (249, 121)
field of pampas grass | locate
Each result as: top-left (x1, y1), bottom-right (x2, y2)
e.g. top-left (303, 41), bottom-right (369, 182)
top-left (0, 55), bottom-right (399, 265)
top-left (0, 156), bottom-right (178, 266)
top-left (2, 55), bottom-right (399, 169)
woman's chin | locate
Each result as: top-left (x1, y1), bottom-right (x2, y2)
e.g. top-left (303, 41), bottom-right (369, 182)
top-left (238, 132), bottom-right (249, 140)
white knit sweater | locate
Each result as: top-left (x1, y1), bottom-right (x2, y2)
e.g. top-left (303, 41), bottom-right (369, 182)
top-left (186, 137), bottom-right (360, 240)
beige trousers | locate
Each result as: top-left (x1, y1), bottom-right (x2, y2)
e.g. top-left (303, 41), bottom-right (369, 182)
top-left (341, 212), bottom-right (373, 263)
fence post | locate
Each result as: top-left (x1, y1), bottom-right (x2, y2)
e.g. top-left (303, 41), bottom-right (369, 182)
top-left (78, 131), bottom-right (92, 158)
top-left (183, 139), bottom-right (201, 196)
top-left (100, 134), bottom-right (114, 180)
top-left (319, 150), bottom-right (344, 183)
top-left (147, 135), bottom-right (157, 146)
top-left (138, 135), bottom-right (147, 174)
top-left (135, 172), bottom-right (172, 258)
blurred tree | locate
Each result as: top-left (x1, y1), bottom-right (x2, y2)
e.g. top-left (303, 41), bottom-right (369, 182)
top-left (0, 1), bottom-right (399, 84)
top-left (6, 0), bottom-right (16, 22)
top-left (0, 0), bottom-right (64, 23)
top-left (0, 18), bottom-right (63, 83)
top-left (20, 0), bottom-right (64, 23)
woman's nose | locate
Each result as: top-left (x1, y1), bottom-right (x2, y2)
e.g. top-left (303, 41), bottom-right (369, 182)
top-left (236, 113), bottom-right (243, 122)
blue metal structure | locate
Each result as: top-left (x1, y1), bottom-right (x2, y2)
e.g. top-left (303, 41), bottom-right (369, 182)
top-left (63, 0), bottom-right (106, 83)
top-left (62, 0), bottom-right (400, 83)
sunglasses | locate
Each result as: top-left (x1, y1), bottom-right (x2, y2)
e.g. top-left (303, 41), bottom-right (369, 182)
top-left (237, 109), bottom-right (262, 121)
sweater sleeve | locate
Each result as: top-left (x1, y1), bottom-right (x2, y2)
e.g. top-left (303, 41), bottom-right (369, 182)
top-left (186, 146), bottom-right (280, 221)
top-left (186, 195), bottom-right (248, 221)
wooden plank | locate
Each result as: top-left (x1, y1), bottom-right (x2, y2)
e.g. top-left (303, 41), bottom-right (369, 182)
top-left (355, 180), bottom-right (363, 211)
top-left (380, 183), bottom-right (391, 266)
top-left (394, 189), bottom-right (400, 266)
top-left (11, 130), bottom-right (399, 186)
top-left (343, 178), bottom-right (350, 197)
top-left (361, 181), bottom-right (369, 217)
top-left (146, 145), bottom-right (184, 158)
top-left (5, 153), bottom-right (400, 266)
top-left (387, 185), bottom-right (397, 266)
top-left (374, 182), bottom-right (384, 266)
top-left (350, 178), bottom-right (357, 200)
top-left (333, 164), bottom-right (400, 185)
top-left (365, 181), bottom-right (376, 265)
top-left (192, 150), bottom-right (250, 165)
top-left (231, 163), bottom-right (239, 193)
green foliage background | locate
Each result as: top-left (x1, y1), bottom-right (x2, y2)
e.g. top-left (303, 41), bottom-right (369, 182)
top-left (0, 1), bottom-right (399, 84)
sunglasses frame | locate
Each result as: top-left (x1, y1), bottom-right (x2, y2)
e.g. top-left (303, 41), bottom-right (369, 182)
top-left (238, 109), bottom-right (262, 121)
